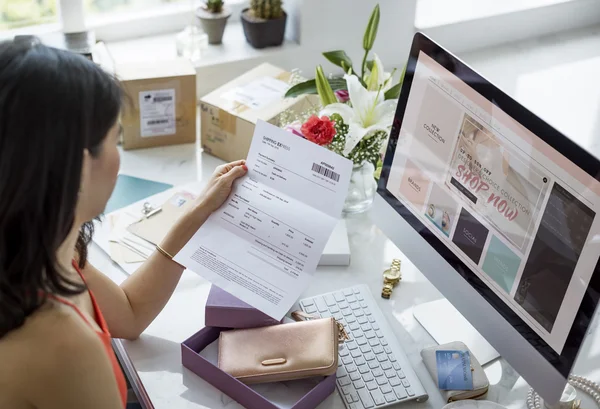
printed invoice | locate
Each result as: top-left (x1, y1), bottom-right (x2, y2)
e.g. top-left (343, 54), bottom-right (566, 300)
top-left (174, 120), bottom-right (353, 319)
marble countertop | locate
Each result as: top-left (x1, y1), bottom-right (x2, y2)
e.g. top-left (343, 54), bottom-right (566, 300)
top-left (88, 25), bottom-right (600, 409)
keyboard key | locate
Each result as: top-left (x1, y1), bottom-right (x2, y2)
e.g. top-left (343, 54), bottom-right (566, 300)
top-left (355, 310), bottom-right (365, 317)
top-left (358, 388), bottom-right (375, 409)
top-left (373, 345), bottom-right (384, 354)
top-left (346, 315), bottom-right (357, 323)
top-left (376, 377), bottom-right (388, 386)
top-left (342, 385), bottom-right (352, 395)
top-left (343, 289), bottom-right (353, 296)
top-left (321, 311), bottom-right (332, 318)
top-left (361, 323), bottom-right (372, 332)
top-left (342, 356), bottom-right (353, 365)
top-left (305, 305), bottom-right (317, 314)
top-left (324, 294), bottom-right (336, 306)
top-left (389, 377), bottom-right (401, 387)
top-left (368, 361), bottom-right (379, 369)
top-left (377, 354), bottom-right (388, 363)
top-left (349, 404), bottom-right (359, 409)
top-left (365, 352), bottom-right (376, 361)
top-left (394, 387), bottom-right (408, 400)
top-left (406, 388), bottom-right (415, 397)
top-left (371, 390), bottom-right (385, 406)
top-left (360, 301), bottom-right (368, 309)
top-left (357, 292), bottom-right (364, 301)
top-left (338, 376), bottom-right (351, 386)
top-left (339, 300), bottom-right (349, 309)
top-left (354, 380), bottom-right (365, 389)
top-left (380, 338), bottom-right (388, 346)
top-left (388, 354), bottom-right (397, 362)
top-left (345, 394), bottom-right (355, 404)
top-left (393, 363), bottom-right (402, 371)
top-left (354, 287), bottom-right (361, 294)
top-left (350, 372), bottom-right (361, 381)
top-left (385, 369), bottom-right (396, 378)
top-left (359, 365), bottom-right (370, 374)
top-left (381, 361), bottom-right (392, 370)
top-left (339, 347), bottom-right (350, 357)
top-left (334, 292), bottom-right (345, 302)
top-left (350, 322), bottom-right (360, 331)
top-left (372, 323), bottom-right (380, 331)
top-left (350, 392), bottom-right (359, 403)
top-left (384, 346), bottom-right (392, 354)
top-left (337, 367), bottom-right (347, 377)
top-left (397, 370), bottom-right (405, 379)
top-left (368, 315), bottom-right (376, 323)
top-left (369, 338), bottom-right (380, 347)
top-left (347, 295), bottom-right (357, 303)
top-left (366, 380), bottom-right (378, 391)
top-left (402, 379), bottom-right (410, 388)
top-left (347, 364), bottom-right (357, 373)
top-left (347, 341), bottom-right (358, 351)
top-left (365, 330), bottom-right (376, 339)
top-left (381, 384), bottom-right (392, 394)
top-left (334, 313), bottom-right (344, 321)
top-left (362, 372), bottom-right (374, 382)
top-left (385, 392), bottom-right (396, 403)
top-left (351, 349), bottom-right (362, 359)
top-left (376, 330), bottom-right (384, 338)
top-left (351, 303), bottom-right (361, 311)
top-left (355, 357), bottom-right (366, 366)
top-left (360, 345), bottom-right (371, 354)
top-left (315, 298), bottom-right (328, 312)
top-left (330, 305), bottom-right (340, 313)
top-left (357, 316), bottom-right (368, 324)
top-left (372, 368), bottom-right (384, 378)
top-left (356, 336), bottom-right (368, 346)
top-left (301, 299), bottom-right (314, 307)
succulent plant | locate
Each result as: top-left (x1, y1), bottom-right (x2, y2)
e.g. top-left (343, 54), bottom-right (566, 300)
top-left (250, 0), bottom-right (283, 20)
top-left (205, 0), bottom-right (224, 13)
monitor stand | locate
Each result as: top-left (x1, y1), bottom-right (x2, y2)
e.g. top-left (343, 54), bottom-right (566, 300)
top-left (413, 298), bottom-right (500, 365)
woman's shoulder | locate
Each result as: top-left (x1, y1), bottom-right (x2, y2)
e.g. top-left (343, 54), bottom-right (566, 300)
top-left (0, 300), bottom-right (108, 404)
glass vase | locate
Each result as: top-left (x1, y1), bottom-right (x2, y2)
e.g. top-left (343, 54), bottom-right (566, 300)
top-left (343, 162), bottom-right (377, 214)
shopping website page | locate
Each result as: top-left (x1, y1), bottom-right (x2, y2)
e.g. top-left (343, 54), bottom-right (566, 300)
top-left (387, 52), bottom-right (600, 354)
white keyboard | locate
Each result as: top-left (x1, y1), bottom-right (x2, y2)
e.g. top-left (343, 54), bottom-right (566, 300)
top-left (299, 285), bottom-right (428, 408)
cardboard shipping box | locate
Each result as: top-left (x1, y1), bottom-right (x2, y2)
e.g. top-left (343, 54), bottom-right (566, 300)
top-left (200, 63), bottom-right (317, 162)
top-left (118, 59), bottom-right (197, 150)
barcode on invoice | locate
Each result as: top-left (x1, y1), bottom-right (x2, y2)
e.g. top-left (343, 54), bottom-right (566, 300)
top-left (312, 163), bottom-right (340, 182)
top-left (147, 119), bottom-right (169, 125)
top-left (153, 96), bottom-right (173, 102)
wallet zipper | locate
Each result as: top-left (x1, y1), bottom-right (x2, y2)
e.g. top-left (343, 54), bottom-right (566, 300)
top-left (447, 388), bottom-right (489, 402)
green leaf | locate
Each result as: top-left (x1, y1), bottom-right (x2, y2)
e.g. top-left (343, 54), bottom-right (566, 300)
top-left (315, 65), bottom-right (338, 107)
top-left (323, 50), bottom-right (354, 71)
top-left (384, 82), bottom-right (402, 100)
top-left (363, 4), bottom-right (380, 51)
top-left (284, 78), bottom-right (347, 98)
top-left (366, 60), bottom-right (374, 72)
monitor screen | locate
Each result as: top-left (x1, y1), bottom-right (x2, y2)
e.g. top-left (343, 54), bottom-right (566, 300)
top-left (379, 35), bottom-right (600, 377)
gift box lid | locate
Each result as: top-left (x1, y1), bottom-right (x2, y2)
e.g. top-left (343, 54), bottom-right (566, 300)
top-left (205, 285), bottom-right (281, 329)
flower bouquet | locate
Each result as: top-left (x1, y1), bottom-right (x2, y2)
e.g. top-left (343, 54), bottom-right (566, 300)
top-left (281, 4), bottom-right (404, 213)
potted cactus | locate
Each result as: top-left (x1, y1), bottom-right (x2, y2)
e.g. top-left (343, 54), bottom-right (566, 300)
top-left (241, 0), bottom-right (287, 49)
top-left (196, 0), bottom-right (232, 45)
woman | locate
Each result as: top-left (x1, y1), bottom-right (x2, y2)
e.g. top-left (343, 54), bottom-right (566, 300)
top-left (0, 40), bottom-right (247, 408)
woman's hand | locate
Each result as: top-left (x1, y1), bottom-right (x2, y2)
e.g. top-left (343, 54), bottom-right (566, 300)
top-left (198, 160), bottom-right (248, 213)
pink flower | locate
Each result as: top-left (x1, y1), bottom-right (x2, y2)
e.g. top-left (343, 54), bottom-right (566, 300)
top-left (335, 89), bottom-right (350, 103)
top-left (301, 115), bottom-right (336, 146)
top-left (284, 121), bottom-right (305, 138)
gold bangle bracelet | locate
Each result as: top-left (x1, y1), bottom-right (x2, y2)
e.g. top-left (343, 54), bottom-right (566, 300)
top-left (156, 245), bottom-right (184, 268)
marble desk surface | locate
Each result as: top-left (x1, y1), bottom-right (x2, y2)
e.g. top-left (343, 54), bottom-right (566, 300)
top-left (88, 25), bottom-right (600, 409)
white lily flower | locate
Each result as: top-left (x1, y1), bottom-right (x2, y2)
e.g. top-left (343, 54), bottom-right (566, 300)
top-left (368, 54), bottom-right (393, 92)
top-left (320, 74), bottom-right (396, 156)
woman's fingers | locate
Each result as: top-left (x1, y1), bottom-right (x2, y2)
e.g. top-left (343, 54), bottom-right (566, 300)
top-left (215, 160), bottom-right (246, 176)
top-left (220, 164), bottom-right (247, 186)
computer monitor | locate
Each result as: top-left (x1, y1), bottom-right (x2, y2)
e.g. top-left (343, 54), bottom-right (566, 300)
top-left (373, 32), bottom-right (600, 404)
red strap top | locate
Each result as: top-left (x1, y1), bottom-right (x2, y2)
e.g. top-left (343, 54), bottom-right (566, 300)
top-left (45, 262), bottom-right (128, 408)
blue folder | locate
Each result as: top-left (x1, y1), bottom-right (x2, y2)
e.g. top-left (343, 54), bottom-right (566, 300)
top-left (104, 174), bottom-right (173, 214)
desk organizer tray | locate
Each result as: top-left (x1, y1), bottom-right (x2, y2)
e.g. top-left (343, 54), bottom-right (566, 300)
top-left (205, 285), bottom-right (282, 329)
top-left (181, 327), bottom-right (336, 409)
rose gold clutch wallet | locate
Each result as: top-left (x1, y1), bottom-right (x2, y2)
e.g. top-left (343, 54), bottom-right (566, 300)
top-left (218, 315), bottom-right (346, 384)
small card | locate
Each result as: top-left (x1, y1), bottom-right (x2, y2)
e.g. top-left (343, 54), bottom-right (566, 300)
top-left (436, 350), bottom-right (474, 391)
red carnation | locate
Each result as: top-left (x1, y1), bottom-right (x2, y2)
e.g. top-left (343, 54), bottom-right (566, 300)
top-left (301, 115), bottom-right (336, 146)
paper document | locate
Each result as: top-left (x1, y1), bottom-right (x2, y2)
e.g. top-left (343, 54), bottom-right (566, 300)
top-left (175, 120), bottom-right (353, 319)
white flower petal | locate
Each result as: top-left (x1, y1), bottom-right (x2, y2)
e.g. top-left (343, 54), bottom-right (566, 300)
top-left (343, 122), bottom-right (371, 156)
top-left (319, 103), bottom-right (355, 124)
top-left (344, 74), bottom-right (379, 125)
top-left (372, 100), bottom-right (397, 128)
top-left (373, 54), bottom-right (386, 88)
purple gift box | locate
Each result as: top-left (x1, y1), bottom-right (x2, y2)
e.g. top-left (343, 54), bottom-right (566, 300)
top-left (205, 285), bottom-right (281, 328)
top-left (181, 326), bottom-right (337, 409)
